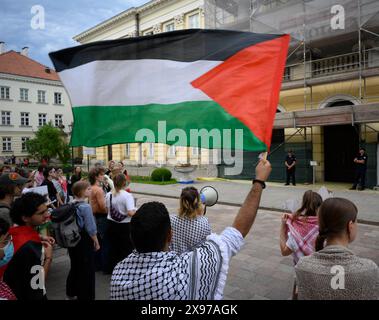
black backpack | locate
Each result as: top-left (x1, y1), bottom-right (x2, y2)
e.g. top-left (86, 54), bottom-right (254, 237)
top-left (51, 203), bottom-right (81, 248)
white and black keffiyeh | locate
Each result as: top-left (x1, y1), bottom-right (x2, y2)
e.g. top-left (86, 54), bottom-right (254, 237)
top-left (110, 227), bottom-right (244, 300)
top-left (170, 215), bottom-right (212, 254)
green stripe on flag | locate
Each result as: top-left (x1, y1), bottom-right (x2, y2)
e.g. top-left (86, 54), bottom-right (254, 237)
top-left (71, 101), bottom-right (267, 151)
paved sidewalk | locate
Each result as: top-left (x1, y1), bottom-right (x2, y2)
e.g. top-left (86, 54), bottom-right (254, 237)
top-left (46, 195), bottom-right (379, 300)
top-left (130, 180), bottom-right (379, 223)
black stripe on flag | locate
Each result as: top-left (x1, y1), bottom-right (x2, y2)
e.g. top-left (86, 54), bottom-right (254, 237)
top-left (50, 29), bottom-right (283, 72)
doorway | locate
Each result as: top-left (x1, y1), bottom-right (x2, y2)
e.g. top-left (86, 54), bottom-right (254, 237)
top-left (324, 101), bottom-right (359, 182)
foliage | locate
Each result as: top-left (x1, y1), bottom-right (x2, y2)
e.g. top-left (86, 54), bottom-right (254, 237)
top-left (151, 168), bottom-right (173, 182)
top-left (26, 123), bottom-right (71, 164)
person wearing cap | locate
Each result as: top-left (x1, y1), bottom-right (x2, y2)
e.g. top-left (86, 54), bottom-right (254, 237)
top-left (0, 173), bottom-right (28, 225)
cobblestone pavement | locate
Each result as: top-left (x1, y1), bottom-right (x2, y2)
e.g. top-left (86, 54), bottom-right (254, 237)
top-left (130, 180), bottom-right (379, 223)
top-left (46, 195), bottom-right (379, 300)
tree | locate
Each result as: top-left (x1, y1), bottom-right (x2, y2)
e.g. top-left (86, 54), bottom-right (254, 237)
top-left (27, 123), bottom-right (71, 164)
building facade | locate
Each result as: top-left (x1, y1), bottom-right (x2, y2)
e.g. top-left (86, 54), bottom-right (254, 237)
top-left (0, 46), bottom-right (74, 164)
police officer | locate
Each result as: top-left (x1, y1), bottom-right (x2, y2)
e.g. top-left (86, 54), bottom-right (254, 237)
top-left (350, 147), bottom-right (368, 191)
top-left (285, 150), bottom-right (296, 186)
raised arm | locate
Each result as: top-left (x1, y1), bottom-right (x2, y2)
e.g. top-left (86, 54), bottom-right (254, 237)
top-left (232, 160), bottom-right (272, 238)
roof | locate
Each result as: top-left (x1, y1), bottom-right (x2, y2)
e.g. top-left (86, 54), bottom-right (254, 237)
top-left (73, 0), bottom-right (174, 43)
top-left (0, 50), bottom-right (60, 81)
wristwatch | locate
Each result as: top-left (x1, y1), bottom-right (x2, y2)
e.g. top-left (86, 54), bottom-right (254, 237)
top-left (252, 179), bottom-right (266, 189)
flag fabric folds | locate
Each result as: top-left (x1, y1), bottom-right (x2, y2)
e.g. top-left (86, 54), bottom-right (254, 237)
top-left (49, 29), bottom-right (289, 151)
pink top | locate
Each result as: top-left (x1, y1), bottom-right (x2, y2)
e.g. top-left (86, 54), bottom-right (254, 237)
top-left (34, 171), bottom-right (44, 187)
top-left (59, 177), bottom-right (67, 193)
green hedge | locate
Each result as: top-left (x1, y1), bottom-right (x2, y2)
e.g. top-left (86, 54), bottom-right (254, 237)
top-left (151, 168), bottom-right (172, 182)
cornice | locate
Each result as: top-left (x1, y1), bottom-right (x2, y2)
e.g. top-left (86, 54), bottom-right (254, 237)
top-left (73, 0), bottom-right (185, 43)
top-left (0, 73), bottom-right (63, 87)
top-left (74, 7), bottom-right (138, 42)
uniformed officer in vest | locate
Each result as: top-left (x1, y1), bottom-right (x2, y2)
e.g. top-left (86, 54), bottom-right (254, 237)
top-left (350, 147), bottom-right (368, 191)
top-left (285, 150), bottom-right (296, 186)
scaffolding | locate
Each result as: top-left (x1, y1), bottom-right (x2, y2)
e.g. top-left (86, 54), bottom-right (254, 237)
top-left (205, 1), bottom-right (379, 185)
top-left (204, 0), bottom-right (379, 110)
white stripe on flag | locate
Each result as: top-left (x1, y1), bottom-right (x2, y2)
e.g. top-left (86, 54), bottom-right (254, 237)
top-left (58, 59), bottom-right (222, 107)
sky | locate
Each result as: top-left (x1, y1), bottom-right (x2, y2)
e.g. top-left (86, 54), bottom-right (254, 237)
top-left (1, 0), bottom-right (148, 67)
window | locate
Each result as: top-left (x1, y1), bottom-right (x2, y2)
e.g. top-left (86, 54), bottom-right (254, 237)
top-left (38, 90), bottom-right (46, 103)
top-left (54, 92), bottom-right (62, 104)
top-left (164, 22), bottom-right (175, 32)
top-left (169, 145), bottom-right (176, 157)
top-left (1, 111), bottom-right (11, 125)
top-left (21, 137), bottom-right (30, 152)
top-left (20, 88), bottom-right (29, 101)
top-left (192, 147), bottom-right (199, 156)
top-left (2, 137), bottom-right (11, 152)
top-left (38, 113), bottom-right (47, 126)
top-left (55, 114), bottom-right (63, 127)
top-left (0, 87), bottom-right (10, 100)
top-left (143, 30), bottom-right (153, 36)
top-left (20, 112), bottom-right (30, 126)
top-left (188, 13), bottom-right (200, 28)
top-left (149, 143), bottom-right (154, 157)
top-left (125, 144), bottom-right (130, 157)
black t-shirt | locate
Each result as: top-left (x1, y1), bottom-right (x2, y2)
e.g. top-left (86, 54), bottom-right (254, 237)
top-left (356, 154), bottom-right (368, 170)
top-left (285, 155), bottom-right (296, 167)
top-left (41, 179), bottom-right (57, 201)
top-left (4, 241), bottom-right (46, 300)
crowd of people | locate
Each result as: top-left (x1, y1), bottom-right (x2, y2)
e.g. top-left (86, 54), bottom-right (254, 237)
top-left (0, 159), bottom-right (377, 300)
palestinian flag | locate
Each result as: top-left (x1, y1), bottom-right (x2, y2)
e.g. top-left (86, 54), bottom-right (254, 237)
top-left (49, 29), bottom-right (289, 151)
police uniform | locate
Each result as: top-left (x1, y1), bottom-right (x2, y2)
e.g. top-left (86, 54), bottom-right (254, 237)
top-left (352, 153), bottom-right (368, 190)
top-left (285, 154), bottom-right (296, 185)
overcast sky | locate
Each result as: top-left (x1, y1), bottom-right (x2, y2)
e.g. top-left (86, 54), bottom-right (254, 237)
top-left (1, 0), bottom-right (148, 67)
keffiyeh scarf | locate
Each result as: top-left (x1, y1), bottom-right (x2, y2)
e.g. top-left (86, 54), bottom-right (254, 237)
top-left (110, 240), bottom-right (223, 300)
top-left (286, 216), bottom-right (319, 265)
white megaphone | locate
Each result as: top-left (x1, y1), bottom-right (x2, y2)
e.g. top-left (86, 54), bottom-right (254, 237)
top-left (200, 186), bottom-right (218, 209)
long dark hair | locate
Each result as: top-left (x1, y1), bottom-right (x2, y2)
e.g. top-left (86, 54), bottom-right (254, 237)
top-left (315, 198), bottom-right (358, 251)
top-left (73, 166), bottom-right (82, 179)
top-left (293, 190), bottom-right (323, 220)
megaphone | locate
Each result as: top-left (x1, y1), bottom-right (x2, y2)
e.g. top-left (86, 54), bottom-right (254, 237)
top-left (200, 186), bottom-right (218, 208)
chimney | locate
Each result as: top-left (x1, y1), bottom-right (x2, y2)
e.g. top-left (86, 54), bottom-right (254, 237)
top-left (21, 46), bottom-right (29, 57)
top-left (0, 42), bottom-right (5, 54)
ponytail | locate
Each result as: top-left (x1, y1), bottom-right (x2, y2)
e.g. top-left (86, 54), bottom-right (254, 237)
top-left (315, 232), bottom-right (327, 251)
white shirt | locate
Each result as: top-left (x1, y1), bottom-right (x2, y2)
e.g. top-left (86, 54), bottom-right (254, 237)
top-left (106, 190), bottom-right (136, 223)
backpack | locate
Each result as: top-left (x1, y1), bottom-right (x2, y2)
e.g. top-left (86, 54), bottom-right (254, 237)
top-left (109, 194), bottom-right (127, 222)
top-left (51, 203), bottom-right (81, 248)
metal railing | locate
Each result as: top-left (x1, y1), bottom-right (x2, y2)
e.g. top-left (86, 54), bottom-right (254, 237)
top-left (283, 47), bottom-right (379, 81)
